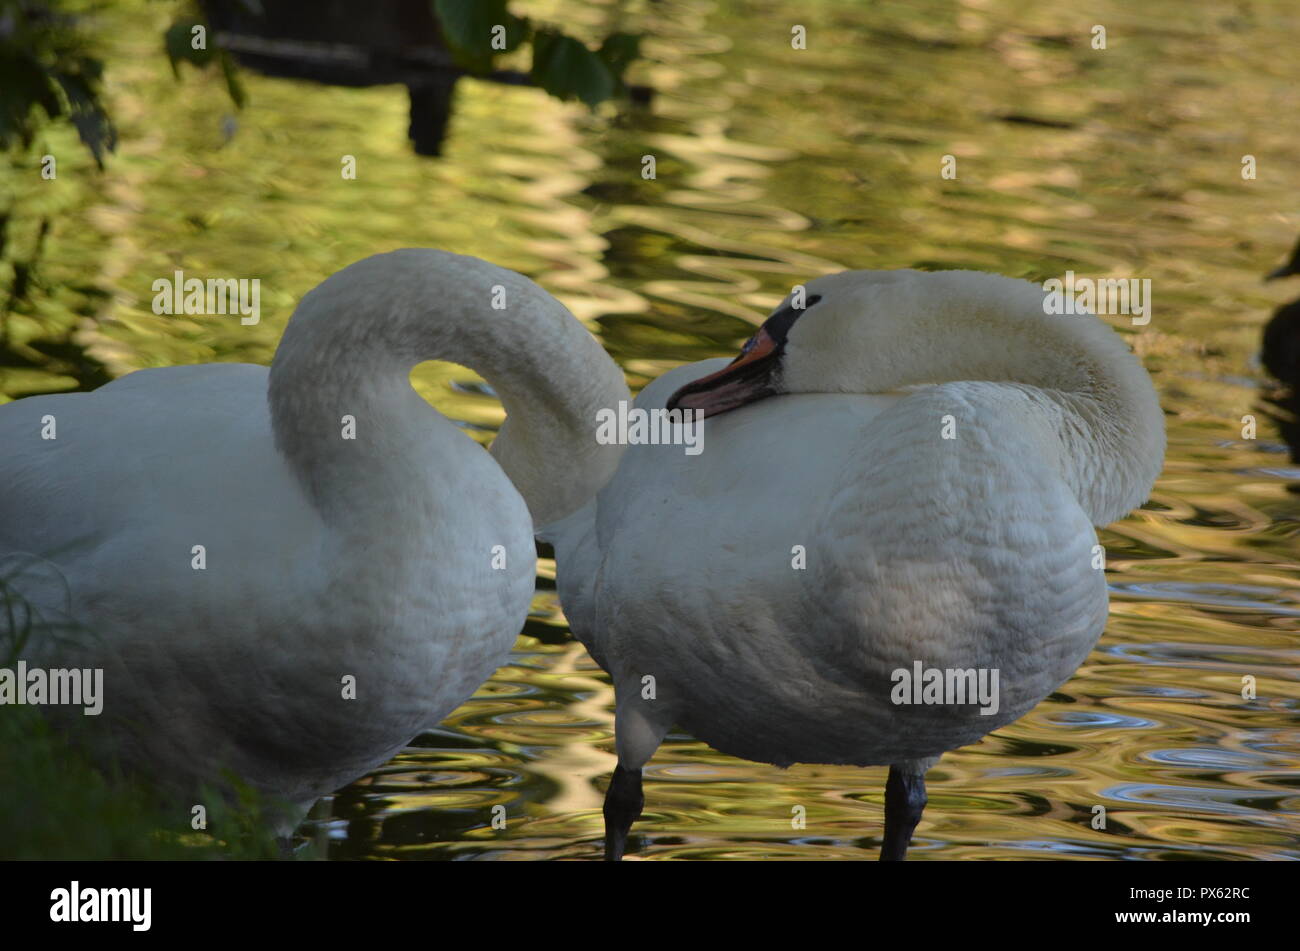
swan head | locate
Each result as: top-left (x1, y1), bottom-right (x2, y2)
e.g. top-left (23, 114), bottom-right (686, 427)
top-left (665, 268), bottom-right (1115, 416)
top-left (666, 270), bottom-right (937, 416)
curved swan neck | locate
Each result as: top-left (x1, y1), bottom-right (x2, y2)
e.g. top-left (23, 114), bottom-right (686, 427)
top-left (788, 270), bottom-right (1166, 524)
top-left (267, 249), bottom-right (629, 525)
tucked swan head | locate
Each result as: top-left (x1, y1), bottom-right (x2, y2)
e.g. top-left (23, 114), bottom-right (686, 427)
top-left (667, 267), bottom-right (1166, 526)
top-left (669, 269), bottom-right (1147, 412)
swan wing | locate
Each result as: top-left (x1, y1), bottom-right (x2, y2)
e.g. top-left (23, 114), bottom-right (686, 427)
top-left (0, 363), bottom-right (325, 641)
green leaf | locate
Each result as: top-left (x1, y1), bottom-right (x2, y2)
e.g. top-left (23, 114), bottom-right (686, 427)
top-left (530, 30), bottom-right (615, 108)
top-left (219, 51), bottom-right (247, 110)
top-left (53, 70), bottom-right (116, 168)
top-left (597, 32), bottom-right (641, 84)
top-left (0, 7), bottom-right (115, 165)
top-left (164, 18), bottom-right (217, 74)
top-left (163, 18), bottom-right (244, 110)
top-left (433, 0), bottom-right (529, 73)
top-left (0, 55), bottom-right (59, 150)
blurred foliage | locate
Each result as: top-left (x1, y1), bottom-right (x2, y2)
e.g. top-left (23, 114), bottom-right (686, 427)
top-left (163, 12), bottom-right (247, 109)
top-left (433, 0), bottom-right (640, 108)
top-left (0, 704), bottom-right (301, 859)
top-left (434, 0), bottom-right (529, 71)
top-left (0, 0), bottom-right (116, 167)
top-left (0, 0), bottom-right (643, 160)
top-left (0, 573), bottom-right (304, 860)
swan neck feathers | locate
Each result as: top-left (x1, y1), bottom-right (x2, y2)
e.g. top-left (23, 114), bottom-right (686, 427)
top-left (787, 269), bottom-right (1165, 524)
top-left (267, 249), bottom-right (629, 525)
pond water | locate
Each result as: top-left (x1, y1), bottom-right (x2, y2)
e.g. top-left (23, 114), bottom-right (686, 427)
top-left (3, 0), bottom-right (1298, 859)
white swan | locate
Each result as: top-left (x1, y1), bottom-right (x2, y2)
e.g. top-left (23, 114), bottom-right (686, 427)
top-left (0, 248), bottom-right (629, 832)
top-left (544, 268), bottom-right (1165, 860)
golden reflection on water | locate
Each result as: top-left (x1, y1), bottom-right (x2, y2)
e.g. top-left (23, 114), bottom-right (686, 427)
top-left (3, 0), bottom-right (1299, 859)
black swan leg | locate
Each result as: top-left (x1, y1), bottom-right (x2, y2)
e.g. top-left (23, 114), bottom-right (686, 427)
top-left (881, 763), bottom-right (928, 861)
top-left (603, 764), bottom-right (645, 861)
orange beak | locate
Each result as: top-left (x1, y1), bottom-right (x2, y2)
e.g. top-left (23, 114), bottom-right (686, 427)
top-left (666, 327), bottom-right (782, 418)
